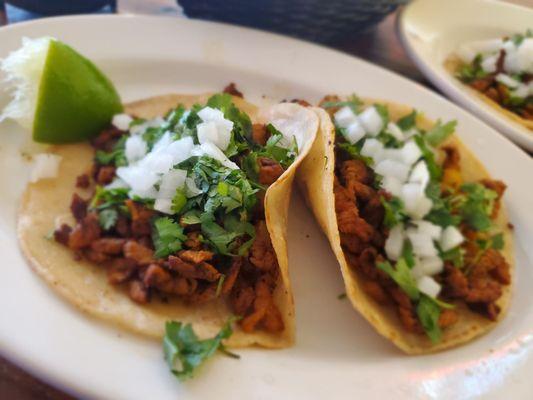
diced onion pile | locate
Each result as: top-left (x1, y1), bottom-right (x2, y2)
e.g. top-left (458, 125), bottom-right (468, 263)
top-left (335, 105), bottom-right (465, 298)
top-left (110, 105), bottom-right (295, 215)
top-left (457, 36), bottom-right (533, 99)
top-left (29, 153), bottom-right (62, 183)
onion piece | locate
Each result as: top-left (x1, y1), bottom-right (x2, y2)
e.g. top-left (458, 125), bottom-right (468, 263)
top-left (334, 106), bottom-right (356, 129)
top-left (125, 135), bottom-right (147, 164)
top-left (360, 138), bottom-right (383, 159)
top-left (399, 140), bottom-right (422, 166)
top-left (417, 276), bottom-right (441, 298)
top-left (420, 256), bottom-right (444, 276)
top-left (112, 113), bottom-right (133, 131)
top-left (406, 228), bottom-right (438, 257)
top-left (409, 160), bottom-right (430, 188)
top-left (381, 175), bottom-right (403, 197)
top-left (343, 119), bottom-right (366, 144)
top-left (440, 225), bottom-right (464, 251)
top-left (29, 153), bottom-right (62, 183)
top-left (385, 224), bottom-right (404, 261)
top-left (386, 122), bottom-right (404, 141)
top-left (158, 169), bottom-right (187, 198)
top-left (375, 159), bottom-right (410, 182)
top-left (412, 220), bottom-right (442, 240)
top-left (358, 106), bottom-right (383, 136)
top-left (153, 198), bottom-right (173, 215)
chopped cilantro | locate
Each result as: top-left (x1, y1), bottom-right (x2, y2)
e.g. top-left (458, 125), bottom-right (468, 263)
top-left (381, 196), bottom-right (406, 228)
top-left (90, 187), bottom-right (129, 210)
top-left (171, 189), bottom-right (187, 214)
top-left (163, 318), bottom-right (238, 380)
top-left (416, 294), bottom-right (442, 343)
top-left (152, 217), bottom-right (187, 258)
top-left (425, 182), bottom-right (461, 227)
top-left (94, 136), bottom-right (127, 167)
top-left (396, 110), bottom-right (417, 131)
top-left (413, 135), bottom-right (442, 180)
top-left (374, 103), bottom-right (390, 127)
top-left (458, 183), bottom-right (497, 231)
top-left (377, 258), bottom-right (419, 301)
top-left (425, 120), bottom-right (457, 147)
top-left (477, 233), bottom-right (504, 251)
top-left (98, 208), bottom-right (118, 230)
top-left (440, 246), bottom-right (465, 269)
top-left (321, 94), bottom-right (363, 113)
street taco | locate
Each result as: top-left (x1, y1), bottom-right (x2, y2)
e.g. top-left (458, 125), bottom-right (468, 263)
top-left (445, 30), bottom-right (533, 131)
top-left (18, 92), bottom-right (318, 348)
top-left (298, 95), bottom-right (513, 354)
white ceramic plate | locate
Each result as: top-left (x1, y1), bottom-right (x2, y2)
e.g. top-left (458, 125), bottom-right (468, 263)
top-left (399, 0), bottom-right (533, 151)
top-left (0, 15), bottom-right (532, 400)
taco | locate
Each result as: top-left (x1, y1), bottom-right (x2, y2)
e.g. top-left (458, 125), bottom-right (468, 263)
top-left (445, 30), bottom-right (533, 131)
top-left (18, 92), bottom-right (318, 348)
top-left (298, 95), bottom-right (513, 354)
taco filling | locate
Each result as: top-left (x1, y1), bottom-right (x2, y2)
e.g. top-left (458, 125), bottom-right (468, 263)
top-left (454, 30), bottom-right (533, 121)
top-left (321, 95), bottom-right (511, 343)
top-left (52, 93), bottom-right (303, 335)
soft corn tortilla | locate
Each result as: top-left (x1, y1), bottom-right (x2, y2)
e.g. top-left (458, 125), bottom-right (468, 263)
top-left (297, 101), bottom-right (514, 354)
top-left (445, 56), bottom-right (533, 131)
top-left (18, 94), bottom-right (318, 348)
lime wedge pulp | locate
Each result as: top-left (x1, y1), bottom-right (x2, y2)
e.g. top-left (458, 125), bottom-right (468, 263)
top-left (1, 38), bottom-right (122, 144)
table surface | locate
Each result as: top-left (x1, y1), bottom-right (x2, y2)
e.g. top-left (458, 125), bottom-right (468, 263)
top-left (0, 1), bottom-right (528, 399)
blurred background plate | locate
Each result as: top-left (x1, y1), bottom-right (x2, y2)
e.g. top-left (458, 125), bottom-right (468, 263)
top-left (399, 0), bottom-right (533, 151)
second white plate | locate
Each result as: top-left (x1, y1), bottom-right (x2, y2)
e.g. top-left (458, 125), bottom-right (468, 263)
top-left (399, 0), bottom-right (533, 151)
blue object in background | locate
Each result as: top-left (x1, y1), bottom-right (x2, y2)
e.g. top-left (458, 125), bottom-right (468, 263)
top-left (178, 0), bottom-right (407, 43)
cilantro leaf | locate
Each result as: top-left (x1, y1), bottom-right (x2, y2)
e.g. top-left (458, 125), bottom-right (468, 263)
top-left (416, 294), bottom-right (442, 343)
top-left (413, 135), bottom-right (442, 180)
top-left (381, 196), bottom-right (406, 228)
top-left (90, 186), bottom-right (129, 210)
top-left (98, 208), bottom-right (118, 230)
top-left (171, 189), bottom-right (187, 214)
top-left (163, 318), bottom-right (238, 380)
top-left (94, 136), bottom-right (127, 167)
top-left (440, 246), bottom-right (465, 269)
top-left (377, 258), bottom-right (419, 301)
top-left (374, 103), bottom-right (390, 127)
top-left (457, 54), bottom-right (488, 82)
top-left (426, 120), bottom-right (457, 147)
top-left (207, 93), bottom-right (252, 147)
top-left (396, 111), bottom-right (417, 131)
top-left (458, 183), bottom-right (497, 231)
top-left (152, 217), bottom-right (187, 258)
top-left (477, 233), bottom-right (505, 251)
top-left (321, 94), bottom-right (363, 113)
top-left (425, 182), bottom-right (461, 227)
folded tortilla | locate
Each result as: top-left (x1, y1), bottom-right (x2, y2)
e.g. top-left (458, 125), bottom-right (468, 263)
top-left (298, 101), bottom-right (514, 354)
top-left (445, 56), bottom-right (533, 131)
top-left (18, 94), bottom-right (318, 348)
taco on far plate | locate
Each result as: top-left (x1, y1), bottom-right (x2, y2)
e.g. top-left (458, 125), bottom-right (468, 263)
top-left (444, 30), bottom-right (533, 131)
top-left (18, 91), bottom-right (318, 348)
top-left (298, 95), bottom-right (513, 354)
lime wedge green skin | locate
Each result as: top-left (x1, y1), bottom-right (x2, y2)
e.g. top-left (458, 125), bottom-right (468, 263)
top-left (33, 40), bottom-right (123, 143)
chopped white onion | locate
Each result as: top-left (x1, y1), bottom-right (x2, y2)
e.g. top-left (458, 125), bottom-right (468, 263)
top-left (129, 117), bottom-right (165, 136)
top-left (495, 73), bottom-right (520, 89)
top-left (410, 196), bottom-right (433, 220)
top-left (420, 256), bottom-right (444, 276)
top-left (386, 122), bottom-right (404, 141)
top-left (125, 135), bottom-right (147, 164)
top-left (375, 159), bottom-right (410, 182)
top-left (481, 55), bottom-right (498, 74)
top-left (112, 113), bottom-right (133, 131)
top-left (116, 165), bottom-right (158, 197)
top-left (196, 107), bottom-right (233, 151)
top-left (343, 119), bottom-right (366, 144)
top-left (105, 178), bottom-right (128, 190)
top-left (400, 182), bottom-right (425, 213)
top-left (440, 225), bottom-right (464, 251)
top-left (334, 106), bottom-right (357, 129)
top-left (191, 143), bottom-right (239, 170)
top-left (166, 136), bottom-right (195, 165)
top-left (399, 140), bottom-right (422, 166)
top-left (381, 175), bottom-right (403, 197)
top-left (153, 198), bottom-right (173, 215)
top-left (410, 259), bottom-right (425, 280)
top-left (197, 120), bottom-right (218, 145)
top-left (29, 153), bottom-right (61, 183)
top-left (358, 106), bottom-right (383, 136)
top-left (197, 106), bottom-right (225, 122)
top-left (409, 160), bottom-right (430, 188)
top-left (413, 220), bottom-right (442, 240)
top-left (360, 138), bottom-right (383, 159)
top-left (406, 228), bottom-right (438, 257)
top-left (516, 38), bottom-right (533, 74)
top-left (385, 224), bottom-right (404, 261)
top-left (417, 276), bottom-right (441, 298)
top-left (158, 169), bottom-right (187, 198)
top-left (185, 177), bottom-right (202, 197)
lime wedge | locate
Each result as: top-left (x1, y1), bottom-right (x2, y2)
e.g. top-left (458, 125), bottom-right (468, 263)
top-left (1, 38), bottom-right (122, 143)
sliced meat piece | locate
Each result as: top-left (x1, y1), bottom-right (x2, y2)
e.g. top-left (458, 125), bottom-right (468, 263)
top-left (481, 179), bottom-right (506, 218)
top-left (178, 250), bottom-right (214, 265)
top-left (53, 224), bottom-right (72, 246)
top-left (83, 248), bottom-right (109, 263)
top-left (443, 264), bottom-right (469, 298)
top-left (362, 280), bottom-right (389, 304)
top-left (334, 179), bottom-right (373, 241)
top-left (125, 200), bottom-right (153, 237)
top-left (96, 165), bottom-right (116, 185)
top-left (106, 258), bottom-right (136, 284)
top-left (240, 277), bottom-right (272, 333)
top-left (223, 82), bottom-right (243, 98)
top-left (340, 233), bottom-right (364, 254)
top-left (115, 215), bottom-right (131, 237)
top-left (187, 283), bottom-right (218, 304)
top-left (70, 193), bottom-right (88, 222)
top-left (221, 257), bottom-right (242, 295)
top-left (341, 159), bottom-right (371, 185)
top-left (261, 303), bottom-right (284, 333)
top-left (68, 213), bottom-right (101, 249)
top-left (123, 240), bottom-right (154, 266)
top-left (230, 284), bottom-right (255, 316)
top-left (91, 127), bottom-right (124, 151)
top-left (184, 231), bottom-right (202, 250)
top-left (249, 220), bottom-right (278, 272)
top-left (143, 264), bottom-right (196, 296)
top-left (129, 279), bottom-right (149, 304)
top-left (91, 238), bottom-right (126, 255)
top-left (76, 173), bottom-right (90, 189)
top-left (258, 157), bottom-right (284, 185)
top-left (252, 123), bottom-right (269, 146)
top-left (438, 309), bottom-right (459, 329)
top-left (167, 255), bottom-right (221, 282)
